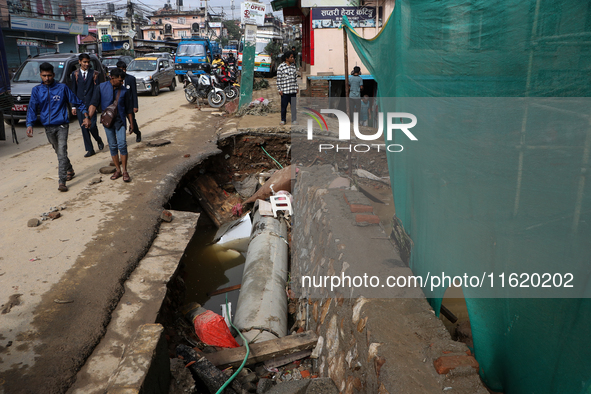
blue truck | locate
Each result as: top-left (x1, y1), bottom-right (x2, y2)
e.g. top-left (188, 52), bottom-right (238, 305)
top-left (174, 37), bottom-right (221, 81)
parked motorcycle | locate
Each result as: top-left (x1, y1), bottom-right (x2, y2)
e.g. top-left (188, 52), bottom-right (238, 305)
top-left (184, 70), bottom-right (226, 108)
top-left (212, 64), bottom-right (240, 101)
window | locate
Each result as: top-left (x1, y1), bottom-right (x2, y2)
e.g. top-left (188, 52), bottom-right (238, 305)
top-left (178, 17), bottom-right (186, 24)
top-left (101, 28), bottom-right (108, 36)
top-left (165, 17), bottom-right (170, 20)
top-left (179, 30), bottom-right (188, 37)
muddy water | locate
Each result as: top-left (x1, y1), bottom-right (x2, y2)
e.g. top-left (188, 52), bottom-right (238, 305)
top-left (181, 221), bottom-right (246, 319)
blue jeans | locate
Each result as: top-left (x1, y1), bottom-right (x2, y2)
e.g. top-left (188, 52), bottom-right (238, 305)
top-left (45, 124), bottom-right (73, 184)
top-left (103, 124), bottom-right (127, 156)
top-left (76, 111), bottom-right (102, 152)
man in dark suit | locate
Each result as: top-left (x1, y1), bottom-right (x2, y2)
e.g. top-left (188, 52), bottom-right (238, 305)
top-left (70, 53), bottom-right (104, 157)
top-left (117, 61), bottom-right (141, 142)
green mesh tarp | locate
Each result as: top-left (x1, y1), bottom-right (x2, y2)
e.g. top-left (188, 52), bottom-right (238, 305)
top-left (343, 1), bottom-right (591, 393)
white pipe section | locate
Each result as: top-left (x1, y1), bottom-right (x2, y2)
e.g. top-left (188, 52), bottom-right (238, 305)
top-left (234, 211), bottom-right (289, 343)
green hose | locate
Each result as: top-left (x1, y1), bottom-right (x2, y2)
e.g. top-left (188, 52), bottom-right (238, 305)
top-left (261, 146), bottom-right (283, 169)
top-left (215, 294), bottom-right (250, 394)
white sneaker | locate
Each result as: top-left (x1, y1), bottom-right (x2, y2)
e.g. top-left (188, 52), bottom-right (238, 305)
top-left (280, 121), bottom-right (286, 125)
top-left (291, 121), bottom-right (299, 125)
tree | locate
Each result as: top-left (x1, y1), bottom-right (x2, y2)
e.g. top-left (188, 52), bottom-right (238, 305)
top-left (223, 20), bottom-right (242, 42)
top-left (264, 41), bottom-right (283, 73)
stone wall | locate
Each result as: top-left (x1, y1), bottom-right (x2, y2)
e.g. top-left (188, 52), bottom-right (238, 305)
top-left (292, 165), bottom-right (487, 394)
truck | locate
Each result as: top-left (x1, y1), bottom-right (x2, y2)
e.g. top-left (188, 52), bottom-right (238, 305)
top-left (174, 37), bottom-right (215, 81)
top-left (237, 30), bottom-right (283, 75)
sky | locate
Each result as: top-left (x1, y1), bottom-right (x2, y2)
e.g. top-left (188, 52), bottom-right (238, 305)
top-left (132, 0), bottom-right (282, 20)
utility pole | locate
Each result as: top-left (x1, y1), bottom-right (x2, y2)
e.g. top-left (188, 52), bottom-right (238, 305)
top-left (204, 0), bottom-right (208, 37)
top-left (127, 0), bottom-right (134, 52)
top-left (231, 0), bottom-right (235, 20)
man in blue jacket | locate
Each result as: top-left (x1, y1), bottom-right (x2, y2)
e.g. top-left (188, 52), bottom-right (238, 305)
top-left (88, 68), bottom-right (134, 183)
top-left (70, 53), bottom-right (104, 157)
top-left (26, 62), bottom-right (91, 192)
top-left (117, 61), bottom-right (141, 142)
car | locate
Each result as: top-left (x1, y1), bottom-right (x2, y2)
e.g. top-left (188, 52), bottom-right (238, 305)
top-left (143, 52), bottom-right (175, 62)
top-left (4, 52), bottom-right (107, 125)
top-left (126, 57), bottom-right (176, 96)
top-left (101, 55), bottom-right (134, 73)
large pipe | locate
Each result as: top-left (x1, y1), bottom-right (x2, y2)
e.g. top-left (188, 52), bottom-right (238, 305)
top-left (234, 211), bottom-right (289, 343)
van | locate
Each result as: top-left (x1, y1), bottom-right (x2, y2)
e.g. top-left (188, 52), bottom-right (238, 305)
top-left (4, 53), bottom-right (106, 124)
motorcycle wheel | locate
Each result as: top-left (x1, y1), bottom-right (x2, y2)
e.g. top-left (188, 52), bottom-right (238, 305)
top-left (185, 89), bottom-right (197, 103)
top-left (207, 90), bottom-right (226, 108)
top-left (224, 86), bottom-right (239, 100)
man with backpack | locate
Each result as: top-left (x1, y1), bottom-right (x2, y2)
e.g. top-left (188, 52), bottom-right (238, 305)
top-left (26, 62), bottom-right (91, 192)
top-left (70, 53), bottom-right (104, 157)
top-left (87, 68), bottom-right (135, 183)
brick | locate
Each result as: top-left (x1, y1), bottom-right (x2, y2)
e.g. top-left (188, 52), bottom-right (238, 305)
top-left (433, 355), bottom-right (479, 375)
top-left (301, 369), bottom-right (311, 379)
top-left (350, 204), bottom-right (373, 213)
top-left (355, 214), bottom-right (380, 224)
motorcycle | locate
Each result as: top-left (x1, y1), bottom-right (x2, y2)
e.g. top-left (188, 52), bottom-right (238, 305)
top-left (184, 70), bottom-right (226, 108)
top-left (212, 64), bottom-right (240, 101)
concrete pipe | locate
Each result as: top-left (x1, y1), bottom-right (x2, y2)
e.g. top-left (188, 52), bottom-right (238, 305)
top-left (233, 211), bottom-right (289, 343)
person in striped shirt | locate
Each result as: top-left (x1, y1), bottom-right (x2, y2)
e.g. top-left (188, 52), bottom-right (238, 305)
top-left (276, 51), bottom-right (299, 125)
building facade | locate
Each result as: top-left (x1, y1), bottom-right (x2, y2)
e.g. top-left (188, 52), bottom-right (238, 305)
top-left (142, 6), bottom-right (226, 42)
top-left (0, 0), bottom-right (88, 68)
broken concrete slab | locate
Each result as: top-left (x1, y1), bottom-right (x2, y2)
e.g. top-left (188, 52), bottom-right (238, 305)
top-left (146, 139), bottom-right (171, 147)
top-left (328, 177), bottom-right (350, 189)
top-left (106, 324), bottom-right (170, 394)
top-left (69, 211), bottom-right (200, 394)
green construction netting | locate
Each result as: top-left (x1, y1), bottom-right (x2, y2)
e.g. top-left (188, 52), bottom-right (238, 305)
top-left (343, 1), bottom-right (591, 393)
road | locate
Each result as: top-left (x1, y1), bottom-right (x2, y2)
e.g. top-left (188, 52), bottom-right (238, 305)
top-left (0, 85), bottom-right (225, 393)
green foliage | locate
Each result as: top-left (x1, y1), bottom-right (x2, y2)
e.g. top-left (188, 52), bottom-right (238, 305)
top-left (265, 41), bottom-right (282, 59)
top-left (288, 40), bottom-right (301, 53)
top-left (223, 20), bottom-right (242, 42)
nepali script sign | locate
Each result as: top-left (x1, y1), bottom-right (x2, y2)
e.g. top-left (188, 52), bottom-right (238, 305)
top-left (241, 1), bottom-right (267, 26)
top-left (311, 7), bottom-right (381, 29)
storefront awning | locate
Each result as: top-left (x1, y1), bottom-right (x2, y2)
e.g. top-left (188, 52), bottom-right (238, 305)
top-left (271, 0), bottom-right (297, 12)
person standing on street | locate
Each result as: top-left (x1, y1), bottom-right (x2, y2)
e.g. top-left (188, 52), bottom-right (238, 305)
top-left (349, 66), bottom-right (363, 115)
top-left (87, 68), bottom-right (135, 183)
top-left (277, 51), bottom-right (298, 126)
top-left (117, 61), bottom-right (141, 142)
top-left (26, 62), bottom-right (91, 192)
top-left (70, 53), bottom-right (104, 157)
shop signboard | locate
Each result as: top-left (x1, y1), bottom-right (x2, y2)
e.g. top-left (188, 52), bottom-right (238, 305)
top-left (10, 16), bottom-right (88, 35)
top-left (311, 7), bottom-right (382, 29)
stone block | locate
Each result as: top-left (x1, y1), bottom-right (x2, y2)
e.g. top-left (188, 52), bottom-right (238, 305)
top-left (433, 355), bottom-right (479, 375)
top-left (266, 379), bottom-right (310, 394)
top-left (306, 377), bottom-right (339, 394)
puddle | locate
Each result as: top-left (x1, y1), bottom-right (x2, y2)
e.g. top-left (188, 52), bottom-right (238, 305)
top-left (181, 218), bottom-right (245, 318)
